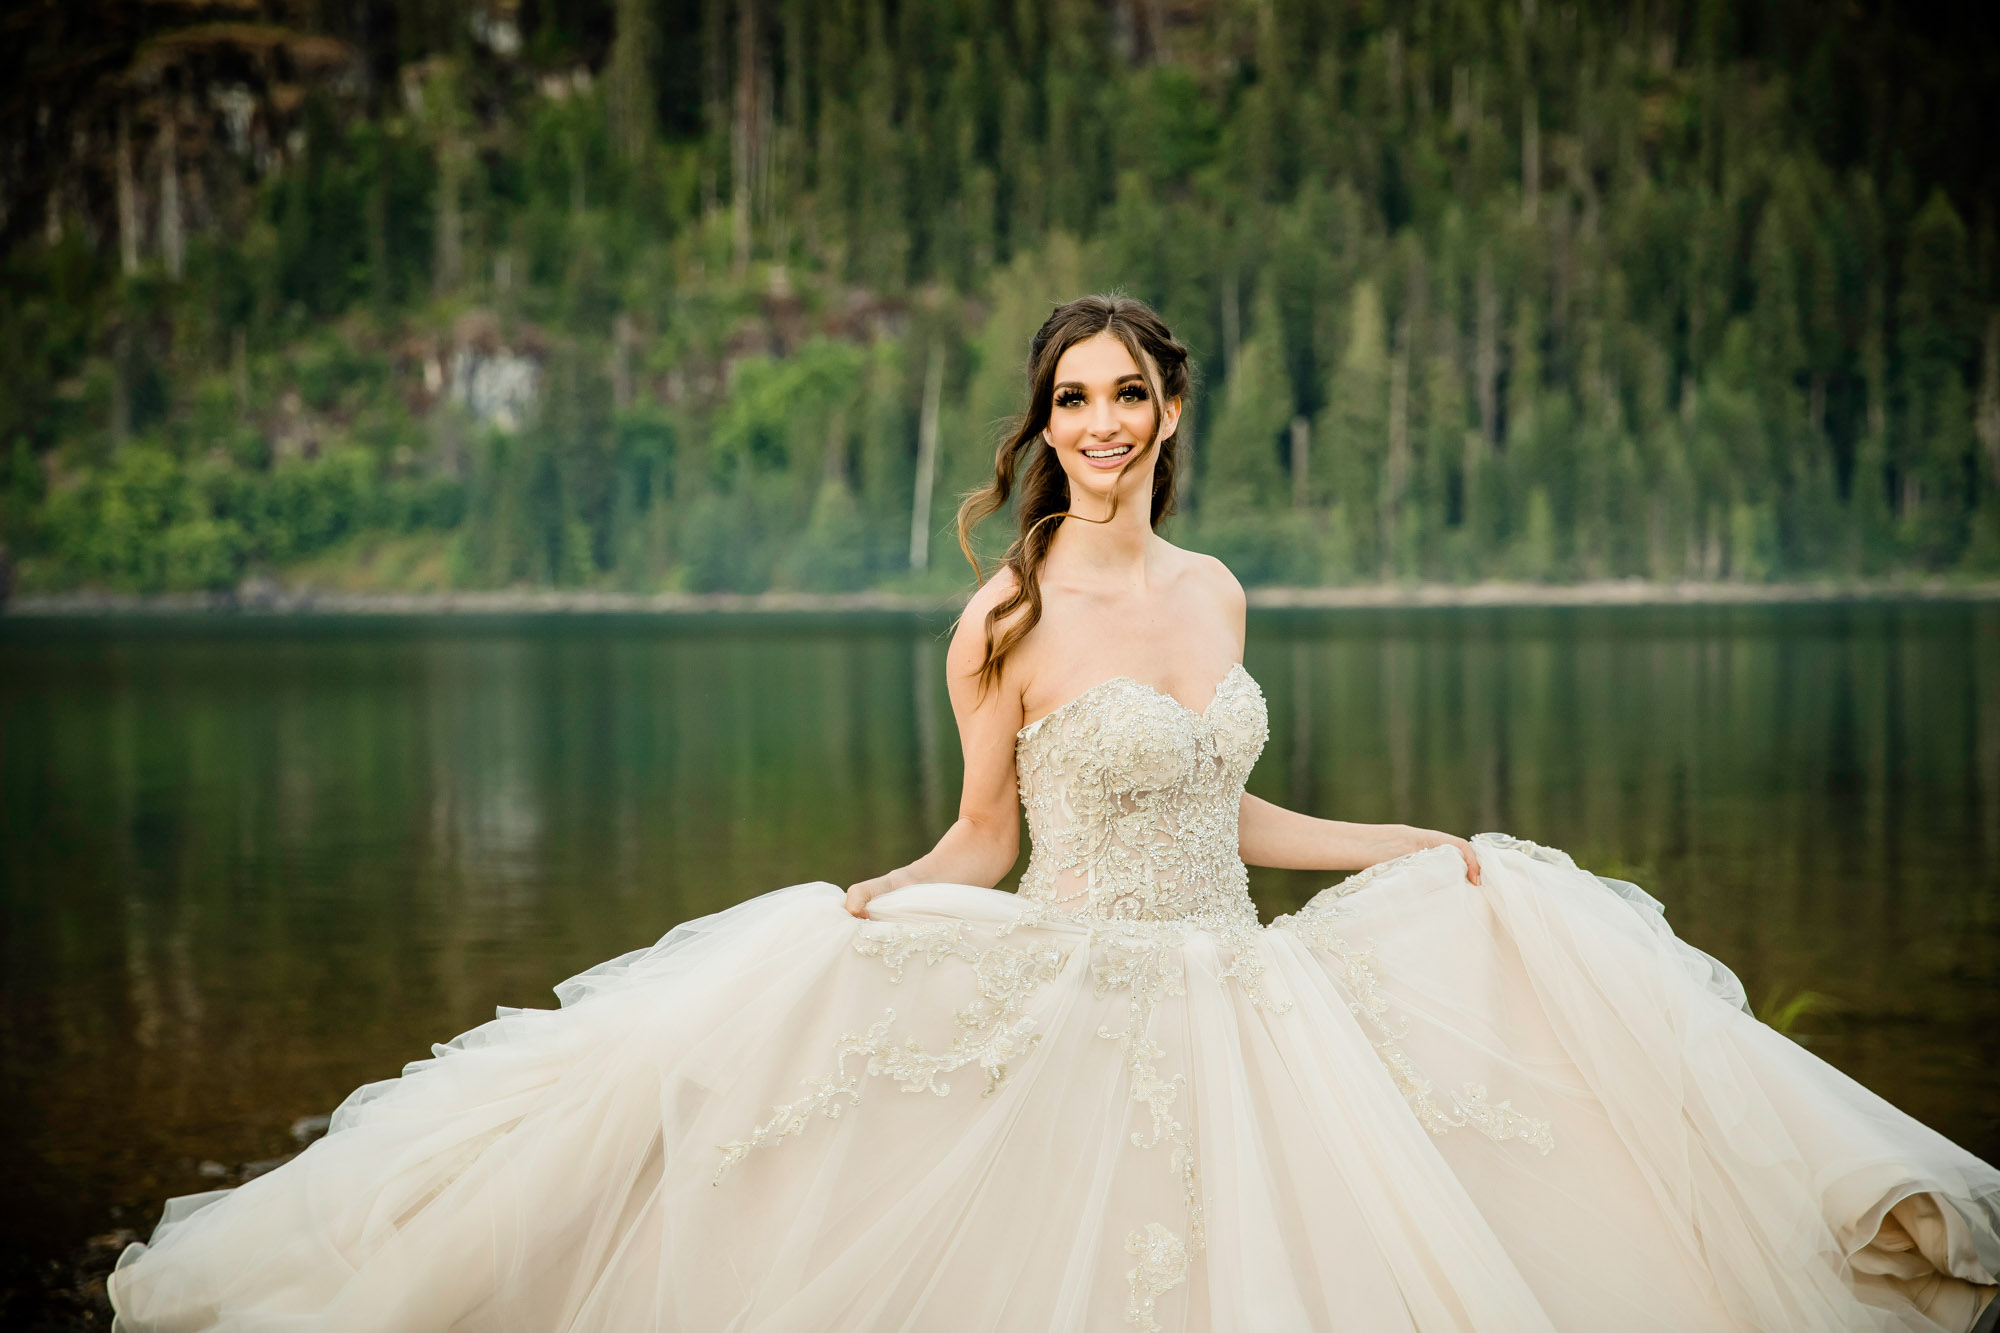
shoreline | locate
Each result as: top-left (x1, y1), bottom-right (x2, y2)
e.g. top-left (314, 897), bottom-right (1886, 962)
top-left (4, 578), bottom-right (1999, 618)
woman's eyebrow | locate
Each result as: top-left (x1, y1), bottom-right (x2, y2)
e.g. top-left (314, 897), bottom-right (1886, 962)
top-left (1053, 374), bottom-right (1145, 391)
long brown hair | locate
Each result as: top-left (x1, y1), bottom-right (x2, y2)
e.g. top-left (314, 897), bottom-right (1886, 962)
top-left (955, 293), bottom-right (1192, 695)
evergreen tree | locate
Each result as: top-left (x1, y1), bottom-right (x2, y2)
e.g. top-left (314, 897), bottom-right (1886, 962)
top-left (1, 0), bottom-right (1993, 594)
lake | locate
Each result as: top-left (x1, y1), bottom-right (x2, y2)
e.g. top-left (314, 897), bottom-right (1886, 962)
top-left (2, 603), bottom-right (1997, 1276)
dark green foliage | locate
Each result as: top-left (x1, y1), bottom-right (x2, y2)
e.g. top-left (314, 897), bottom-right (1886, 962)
top-left (3, 0), bottom-right (1996, 594)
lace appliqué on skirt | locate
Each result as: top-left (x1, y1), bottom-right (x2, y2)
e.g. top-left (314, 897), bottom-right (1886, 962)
top-left (1276, 885), bottom-right (1555, 1157)
top-left (1123, 1221), bottom-right (1190, 1333)
top-left (714, 908), bottom-right (1253, 1327)
top-left (712, 918), bottom-right (1071, 1183)
top-left (1090, 924), bottom-right (1204, 1325)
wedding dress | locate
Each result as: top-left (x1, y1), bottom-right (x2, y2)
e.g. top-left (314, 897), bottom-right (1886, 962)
top-left (109, 662), bottom-right (2000, 1332)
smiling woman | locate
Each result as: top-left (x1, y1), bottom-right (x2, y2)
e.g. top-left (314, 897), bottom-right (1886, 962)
top-left (1049, 344), bottom-right (1179, 474)
top-left (102, 297), bottom-right (2000, 1333)
top-left (948, 294), bottom-right (1192, 698)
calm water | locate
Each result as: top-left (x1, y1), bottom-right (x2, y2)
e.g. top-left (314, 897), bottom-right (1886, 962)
top-left (2, 604), bottom-right (1998, 1272)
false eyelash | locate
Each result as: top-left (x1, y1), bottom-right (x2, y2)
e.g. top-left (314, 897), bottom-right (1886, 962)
top-left (1054, 387), bottom-right (1146, 409)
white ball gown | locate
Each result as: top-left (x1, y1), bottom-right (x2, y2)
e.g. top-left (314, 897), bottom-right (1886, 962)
top-left (109, 662), bottom-right (2000, 1332)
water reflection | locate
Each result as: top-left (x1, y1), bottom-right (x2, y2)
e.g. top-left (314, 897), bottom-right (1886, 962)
top-left (1, 604), bottom-right (1995, 1269)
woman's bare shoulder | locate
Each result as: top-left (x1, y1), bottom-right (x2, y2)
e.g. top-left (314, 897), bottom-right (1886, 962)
top-left (948, 567), bottom-right (1025, 671)
top-left (959, 565), bottom-right (1023, 626)
top-left (1156, 539), bottom-right (1245, 613)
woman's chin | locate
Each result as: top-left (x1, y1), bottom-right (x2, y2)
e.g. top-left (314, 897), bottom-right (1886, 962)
top-left (1065, 466), bottom-right (1147, 499)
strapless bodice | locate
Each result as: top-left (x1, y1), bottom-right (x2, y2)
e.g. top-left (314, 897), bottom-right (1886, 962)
top-left (1014, 662), bottom-right (1267, 926)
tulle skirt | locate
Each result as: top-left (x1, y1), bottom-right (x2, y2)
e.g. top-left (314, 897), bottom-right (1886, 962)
top-left (108, 836), bottom-right (2000, 1332)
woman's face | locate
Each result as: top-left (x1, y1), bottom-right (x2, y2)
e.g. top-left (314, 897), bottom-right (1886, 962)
top-left (1043, 331), bottom-right (1180, 513)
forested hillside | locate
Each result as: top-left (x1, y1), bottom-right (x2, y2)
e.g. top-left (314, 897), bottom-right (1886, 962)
top-left (3, 0), bottom-right (1997, 595)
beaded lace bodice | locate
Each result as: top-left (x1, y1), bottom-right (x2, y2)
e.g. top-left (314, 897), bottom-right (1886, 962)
top-left (1014, 663), bottom-right (1267, 926)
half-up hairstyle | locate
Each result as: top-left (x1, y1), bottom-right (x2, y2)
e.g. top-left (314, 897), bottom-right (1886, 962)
top-left (956, 293), bottom-right (1193, 695)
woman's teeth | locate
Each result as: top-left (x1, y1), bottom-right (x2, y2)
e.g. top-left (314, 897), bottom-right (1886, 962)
top-left (1083, 444), bottom-right (1133, 459)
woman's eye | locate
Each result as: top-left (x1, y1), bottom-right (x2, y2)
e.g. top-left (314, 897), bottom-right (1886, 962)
top-left (1054, 392), bottom-right (1083, 409)
top-left (1117, 386), bottom-right (1149, 404)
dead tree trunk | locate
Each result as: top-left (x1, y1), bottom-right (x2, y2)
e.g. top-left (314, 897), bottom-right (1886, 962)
top-left (612, 313), bottom-right (635, 411)
top-left (1290, 415), bottom-right (1311, 510)
top-left (1475, 247), bottom-right (1499, 451)
top-left (1521, 94), bottom-right (1540, 223)
top-left (909, 345), bottom-right (944, 571)
top-left (159, 104), bottom-right (184, 279)
top-left (1979, 309), bottom-right (2000, 489)
top-left (117, 108), bottom-right (140, 276)
top-left (1382, 312), bottom-right (1411, 572)
top-left (731, 0), bottom-right (761, 276)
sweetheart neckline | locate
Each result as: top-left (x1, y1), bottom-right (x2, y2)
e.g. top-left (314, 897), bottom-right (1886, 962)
top-left (1015, 662), bottom-right (1252, 741)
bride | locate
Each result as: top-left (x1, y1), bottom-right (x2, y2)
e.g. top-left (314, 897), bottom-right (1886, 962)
top-left (111, 295), bottom-right (2000, 1332)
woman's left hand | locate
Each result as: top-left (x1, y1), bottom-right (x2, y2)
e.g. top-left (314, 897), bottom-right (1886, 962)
top-left (843, 869), bottom-right (909, 918)
top-left (1384, 825), bottom-right (1482, 885)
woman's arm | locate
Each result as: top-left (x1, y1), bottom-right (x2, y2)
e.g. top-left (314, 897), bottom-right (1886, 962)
top-left (1190, 558), bottom-right (1480, 883)
top-left (1237, 794), bottom-right (1483, 884)
top-left (1205, 563), bottom-right (1479, 882)
top-left (844, 574), bottom-right (1028, 917)
top-left (843, 807), bottom-right (1020, 914)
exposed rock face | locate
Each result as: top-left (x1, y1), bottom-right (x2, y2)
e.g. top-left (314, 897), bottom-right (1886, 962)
top-left (450, 345), bottom-right (540, 432)
top-left (439, 309), bottom-right (544, 433)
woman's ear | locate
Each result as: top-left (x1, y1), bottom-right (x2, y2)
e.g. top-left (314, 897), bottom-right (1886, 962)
top-left (1159, 396), bottom-right (1183, 443)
